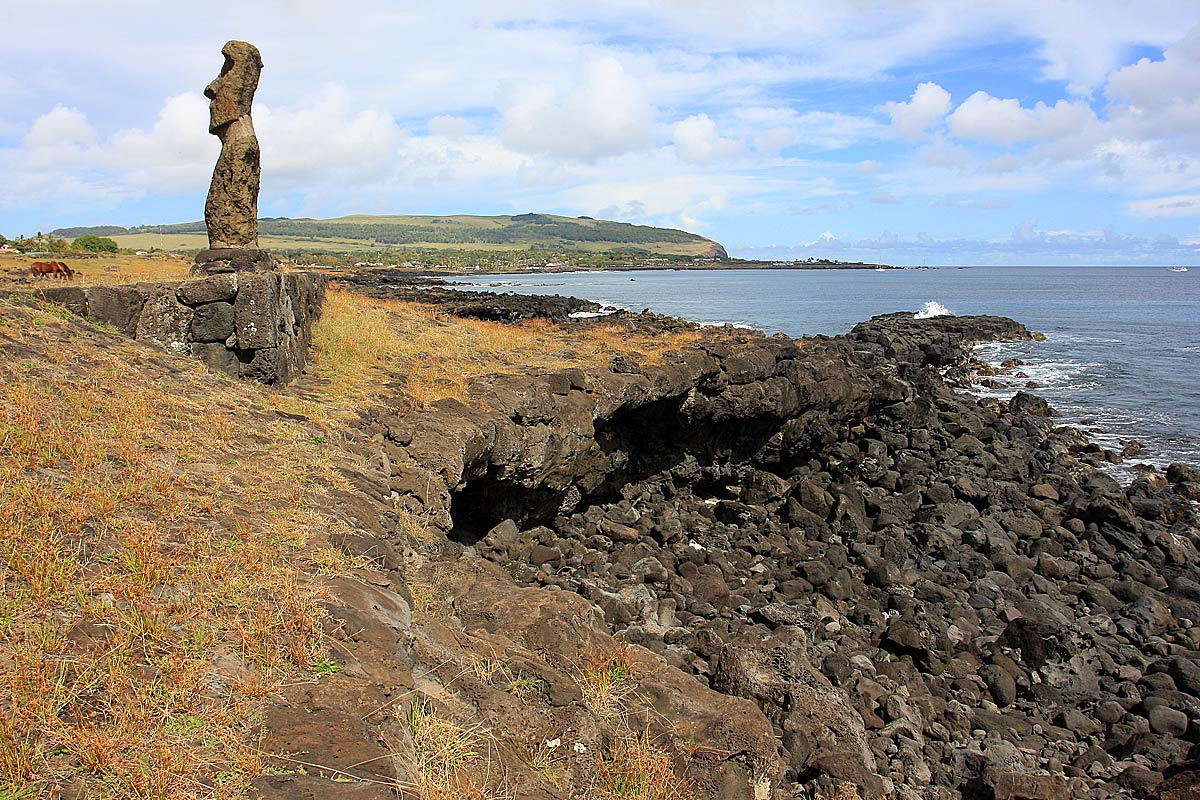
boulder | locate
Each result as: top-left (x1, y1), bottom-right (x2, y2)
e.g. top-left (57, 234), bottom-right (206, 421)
top-left (189, 301), bottom-right (236, 343)
top-left (85, 285), bottom-right (145, 335)
top-left (234, 273), bottom-right (281, 349)
top-left (134, 290), bottom-right (194, 356)
top-left (713, 628), bottom-right (884, 797)
top-left (176, 273), bottom-right (239, 305)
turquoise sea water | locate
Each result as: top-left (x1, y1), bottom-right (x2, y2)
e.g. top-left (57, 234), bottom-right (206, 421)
top-left (451, 266), bottom-right (1200, 474)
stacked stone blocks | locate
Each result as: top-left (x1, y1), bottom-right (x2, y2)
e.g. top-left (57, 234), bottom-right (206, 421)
top-left (34, 272), bottom-right (324, 386)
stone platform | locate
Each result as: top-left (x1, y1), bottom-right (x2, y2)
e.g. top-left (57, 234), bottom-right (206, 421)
top-left (32, 271), bottom-right (324, 386)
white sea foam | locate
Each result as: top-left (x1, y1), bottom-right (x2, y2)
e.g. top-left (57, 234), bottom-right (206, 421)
top-left (915, 301), bottom-right (953, 318)
top-left (568, 309), bottom-right (619, 319)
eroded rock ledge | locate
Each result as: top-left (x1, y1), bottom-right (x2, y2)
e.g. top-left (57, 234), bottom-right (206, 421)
top-left (339, 306), bottom-right (1199, 800)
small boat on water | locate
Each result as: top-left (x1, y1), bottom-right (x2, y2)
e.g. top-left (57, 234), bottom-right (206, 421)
top-left (874, 266), bottom-right (888, 272)
top-left (1169, 266), bottom-right (1189, 272)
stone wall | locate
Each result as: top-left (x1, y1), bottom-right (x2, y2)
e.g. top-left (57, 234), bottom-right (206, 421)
top-left (34, 272), bottom-right (324, 385)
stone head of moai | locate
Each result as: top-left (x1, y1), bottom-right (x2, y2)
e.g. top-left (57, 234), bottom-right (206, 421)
top-left (204, 40), bottom-right (262, 135)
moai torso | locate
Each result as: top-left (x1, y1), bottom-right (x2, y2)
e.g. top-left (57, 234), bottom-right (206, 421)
top-left (203, 40), bottom-right (263, 250)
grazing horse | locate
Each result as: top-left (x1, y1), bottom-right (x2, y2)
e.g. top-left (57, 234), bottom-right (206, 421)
top-left (29, 261), bottom-right (75, 280)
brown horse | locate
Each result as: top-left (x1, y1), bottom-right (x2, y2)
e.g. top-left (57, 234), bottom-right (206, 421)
top-left (29, 261), bottom-right (76, 280)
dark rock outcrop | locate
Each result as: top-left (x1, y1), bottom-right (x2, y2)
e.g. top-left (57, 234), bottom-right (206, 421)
top-left (348, 308), bottom-right (1198, 799)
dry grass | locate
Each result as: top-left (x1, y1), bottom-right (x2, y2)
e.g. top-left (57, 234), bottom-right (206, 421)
top-left (309, 287), bottom-right (708, 407)
top-left (592, 730), bottom-right (693, 800)
top-left (0, 253), bottom-right (192, 287)
top-left (813, 783), bottom-right (864, 800)
top-left (402, 698), bottom-right (512, 800)
top-left (575, 643), bottom-right (639, 721)
top-left (0, 296), bottom-right (360, 798)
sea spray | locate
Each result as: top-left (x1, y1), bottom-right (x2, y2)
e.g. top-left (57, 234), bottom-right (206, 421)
top-left (915, 301), bottom-right (953, 318)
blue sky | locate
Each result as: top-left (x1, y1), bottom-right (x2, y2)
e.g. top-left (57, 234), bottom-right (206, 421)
top-left (2, 1), bottom-right (1200, 265)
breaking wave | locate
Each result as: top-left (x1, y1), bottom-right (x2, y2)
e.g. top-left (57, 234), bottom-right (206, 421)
top-left (915, 301), bottom-right (954, 318)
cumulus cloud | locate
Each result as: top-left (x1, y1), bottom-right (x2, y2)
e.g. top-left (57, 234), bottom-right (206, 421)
top-left (24, 105), bottom-right (95, 149)
top-left (501, 56), bottom-right (654, 161)
top-left (870, 191), bottom-right (898, 204)
top-left (104, 93), bottom-right (215, 192)
top-left (1010, 217), bottom-right (1043, 244)
top-left (673, 113), bottom-right (743, 164)
top-left (1105, 27), bottom-right (1200, 146)
top-left (257, 85), bottom-right (406, 190)
top-left (881, 82), bottom-right (951, 140)
top-left (947, 92), bottom-right (1097, 145)
top-left (1, 99), bottom-right (210, 209)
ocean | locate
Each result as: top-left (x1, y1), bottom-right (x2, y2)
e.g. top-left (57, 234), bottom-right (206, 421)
top-left (450, 266), bottom-right (1200, 479)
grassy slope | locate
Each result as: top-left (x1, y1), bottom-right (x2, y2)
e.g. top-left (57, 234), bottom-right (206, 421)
top-left (97, 213), bottom-right (724, 257)
top-left (0, 297), bottom-right (377, 798)
top-left (0, 267), bottom-right (723, 798)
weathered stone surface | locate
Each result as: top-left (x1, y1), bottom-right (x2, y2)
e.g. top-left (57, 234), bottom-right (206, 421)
top-left (134, 290), bottom-right (194, 356)
top-left (189, 301), bottom-right (235, 343)
top-left (234, 273), bottom-right (281, 349)
top-left (176, 273), bottom-right (238, 305)
top-left (19, 272), bottom-right (322, 387)
top-left (976, 764), bottom-right (1071, 800)
top-left (238, 346), bottom-right (292, 386)
top-left (443, 558), bottom-right (783, 800)
top-left (32, 286), bottom-right (87, 316)
top-left (85, 285), bottom-right (145, 336)
top-left (189, 342), bottom-right (239, 376)
top-left (193, 247), bottom-right (276, 275)
top-left (202, 40), bottom-right (262, 251)
top-left (713, 629), bottom-right (883, 797)
top-left (1149, 705), bottom-right (1189, 736)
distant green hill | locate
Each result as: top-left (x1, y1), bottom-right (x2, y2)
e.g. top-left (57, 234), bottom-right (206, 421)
top-left (56, 214), bottom-right (727, 258)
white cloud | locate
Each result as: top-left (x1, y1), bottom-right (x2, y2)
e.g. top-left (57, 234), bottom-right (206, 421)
top-left (501, 56), bottom-right (654, 161)
top-left (428, 115), bottom-right (474, 137)
top-left (870, 191), bottom-right (898, 204)
top-left (733, 106), bottom-right (880, 151)
top-left (561, 172), bottom-right (750, 231)
top-left (673, 113), bottom-right (743, 164)
top-left (753, 126), bottom-right (795, 155)
top-left (857, 160), bottom-right (881, 175)
top-left (1093, 138), bottom-right (1200, 195)
top-left (1128, 193), bottom-right (1200, 218)
top-left (1105, 27), bottom-right (1200, 147)
top-left (104, 93), bottom-right (215, 192)
top-left (257, 84), bottom-right (405, 190)
top-left (918, 139), bottom-right (970, 169)
top-left (947, 92), bottom-right (1097, 144)
top-left (881, 82), bottom-right (951, 140)
top-left (24, 105), bottom-right (95, 149)
top-left (1010, 217), bottom-right (1043, 244)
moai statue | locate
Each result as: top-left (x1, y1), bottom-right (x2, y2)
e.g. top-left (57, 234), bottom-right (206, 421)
top-left (193, 40), bottom-right (276, 275)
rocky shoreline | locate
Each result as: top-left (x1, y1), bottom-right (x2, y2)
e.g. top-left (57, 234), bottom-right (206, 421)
top-left (331, 284), bottom-right (1200, 799)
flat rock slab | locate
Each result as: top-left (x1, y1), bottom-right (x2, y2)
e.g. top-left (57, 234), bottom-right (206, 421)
top-left (193, 247), bottom-right (277, 275)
